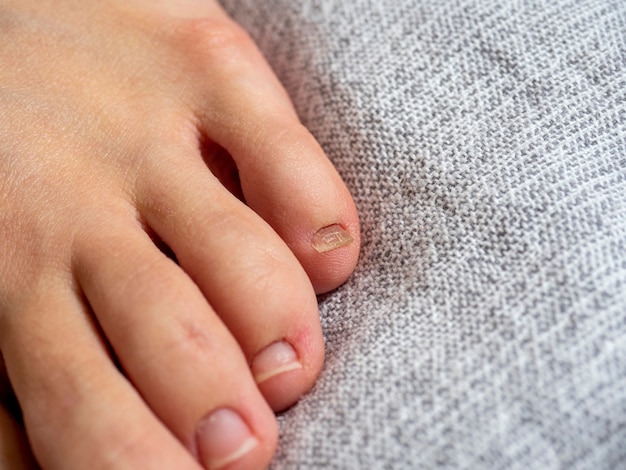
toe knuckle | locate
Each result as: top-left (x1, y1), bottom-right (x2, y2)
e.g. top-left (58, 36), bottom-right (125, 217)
top-left (176, 317), bottom-right (215, 355)
top-left (175, 18), bottom-right (254, 65)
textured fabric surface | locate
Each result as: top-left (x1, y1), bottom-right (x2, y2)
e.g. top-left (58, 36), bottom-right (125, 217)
top-left (220, 1), bottom-right (626, 468)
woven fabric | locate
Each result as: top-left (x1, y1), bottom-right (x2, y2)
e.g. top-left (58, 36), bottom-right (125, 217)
top-left (220, 1), bottom-right (626, 468)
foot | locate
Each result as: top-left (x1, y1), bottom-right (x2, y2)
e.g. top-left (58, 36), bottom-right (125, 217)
top-left (0, 1), bottom-right (360, 469)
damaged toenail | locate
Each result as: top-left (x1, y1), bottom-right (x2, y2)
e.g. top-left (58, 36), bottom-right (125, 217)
top-left (252, 340), bottom-right (302, 384)
top-left (196, 408), bottom-right (258, 470)
top-left (312, 224), bottom-right (354, 253)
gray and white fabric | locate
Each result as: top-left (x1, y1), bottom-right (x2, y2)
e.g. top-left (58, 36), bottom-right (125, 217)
top-left (221, 1), bottom-right (626, 468)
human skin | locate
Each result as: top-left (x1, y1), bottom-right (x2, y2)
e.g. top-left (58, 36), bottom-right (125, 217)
top-left (0, 1), bottom-right (360, 469)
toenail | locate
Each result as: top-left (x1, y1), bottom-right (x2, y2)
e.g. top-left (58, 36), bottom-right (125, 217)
top-left (252, 340), bottom-right (303, 384)
top-left (196, 408), bottom-right (258, 470)
top-left (312, 224), bottom-right (354, 253)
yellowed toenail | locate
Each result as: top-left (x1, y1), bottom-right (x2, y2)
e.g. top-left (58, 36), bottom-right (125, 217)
top-left (312, 224), bottom-right (354, 253)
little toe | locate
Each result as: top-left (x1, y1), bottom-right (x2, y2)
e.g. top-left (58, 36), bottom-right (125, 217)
top-left (137, 151), bottom-right (324, 411)
top-left (73, 223), bottom-right (278, 467)
top-left (174, 16), bottom-right (361, 293)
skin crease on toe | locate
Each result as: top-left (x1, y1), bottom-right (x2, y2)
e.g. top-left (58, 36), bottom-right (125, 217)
top-left (0, 0), bottom-right (360, 468)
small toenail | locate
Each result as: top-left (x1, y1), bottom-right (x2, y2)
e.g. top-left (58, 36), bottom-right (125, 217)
top-left (312, 224), bottom-right (354, 253)
top-left (196, 408), bottom-right (258, 470)
top-left (252, 340), bottom-right (303, 384)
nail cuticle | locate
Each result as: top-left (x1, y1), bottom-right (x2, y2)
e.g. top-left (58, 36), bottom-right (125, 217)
top-left (252, 340), bottom-right (302, 384)
top-left (196, 408), bottom-right (258, 470)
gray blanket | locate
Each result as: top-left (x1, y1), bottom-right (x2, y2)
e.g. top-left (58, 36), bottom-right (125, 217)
top-left (221, 1), bottom-right (626, 468)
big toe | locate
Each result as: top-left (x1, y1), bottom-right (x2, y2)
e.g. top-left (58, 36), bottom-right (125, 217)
top-left (223, 122), bottom-right (360, 295)
top-left (182, 16), bottom-right (360, 293)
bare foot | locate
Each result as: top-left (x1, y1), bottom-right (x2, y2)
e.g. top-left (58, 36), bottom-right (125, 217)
top-left (0, 1), bottom-right (360, 469)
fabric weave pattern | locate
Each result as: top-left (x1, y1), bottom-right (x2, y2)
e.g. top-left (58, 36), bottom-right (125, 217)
top-left (221, 1), bottom-right (626, 467)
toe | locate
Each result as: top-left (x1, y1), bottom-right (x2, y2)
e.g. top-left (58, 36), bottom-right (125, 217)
top-left (212, 121), bottom-right (360, 295)
top-left (73, 223), bottom-right (279, 467)
top-left (136, 149), bottom-right (324, 411)
top-left (0, 288), bottom-right (202, 470)
top-left (173, 16), bottom-right (361, 293)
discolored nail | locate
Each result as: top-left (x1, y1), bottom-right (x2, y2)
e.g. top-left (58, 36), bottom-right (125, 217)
top-left (196, 408), bottom-right (258, 470)
top-left (252, 340), bottom-right (302, 384)
top-left (312, 224), bottom-right (354, 253)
